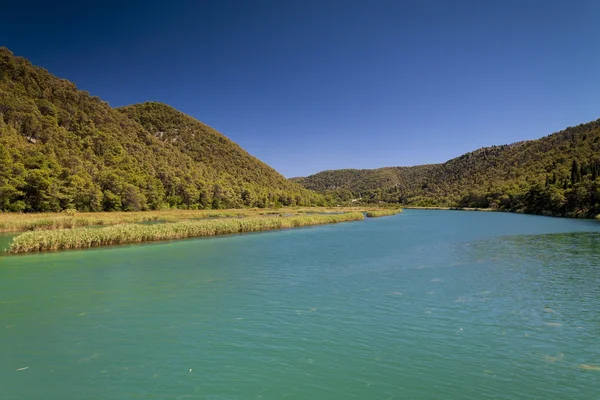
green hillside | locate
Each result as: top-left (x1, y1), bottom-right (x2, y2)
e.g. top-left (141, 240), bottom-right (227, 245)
top-left (0, 47), bottom-right (324, 212)
top-left (291, 165), bottom-right (436, 203)
top-left (294, 120), bottom-right (600, 217)
top-left (118, 102), bottom-right (302, 192)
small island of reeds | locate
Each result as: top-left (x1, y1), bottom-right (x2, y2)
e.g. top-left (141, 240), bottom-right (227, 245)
top-left (365, 209), bottom-right (403, 218)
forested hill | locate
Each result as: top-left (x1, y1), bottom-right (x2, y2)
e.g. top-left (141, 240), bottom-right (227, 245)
top-left (0, 47), bottom-right (324, 212)
top-left (118, 102), bottom-right (297, 191)
top-left (293, 120), bottom-right (600, 218)
top-left (291, 165), bottom-right (437, 202)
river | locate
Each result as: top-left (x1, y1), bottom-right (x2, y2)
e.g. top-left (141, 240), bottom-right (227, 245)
top-left (1, 210), bottom-right (599, 399)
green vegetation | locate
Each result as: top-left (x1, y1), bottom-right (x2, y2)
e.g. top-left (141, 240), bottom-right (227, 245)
top-left (0, 207), bottom-right (392, 232)
top-left (0, 209), bottom-right (250, 232)
top-left (10, 45), bottom-right (599, 220)
top-left (295, 120), bottom-right (600, 218)
top-left (0, 47), bottom-right (326, 213)
top-left (365, 209), bottom-right (403, 218)
top-left (8, 213), bottom-right (365, 253)
top-left (292, 165), bottom-right (436, 202)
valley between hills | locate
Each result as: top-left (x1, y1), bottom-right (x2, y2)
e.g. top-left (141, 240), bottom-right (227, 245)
top-left (1, 47), bottom-right (599, 220)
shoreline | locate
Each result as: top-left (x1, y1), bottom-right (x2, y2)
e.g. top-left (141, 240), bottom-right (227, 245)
top-left (402, 206), bottom-right (494, 212)
top-left (6, 211), bottom-right (400, 254)
top-left (403, 206), bottom-right (600, 220)
top-left (0, 206), bottom-right (402, 233)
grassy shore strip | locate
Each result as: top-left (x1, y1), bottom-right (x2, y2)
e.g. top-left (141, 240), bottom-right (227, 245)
top-left (8, 213), bottom-right (365, 253)
top-left (0, 210), bottom-right (253, 232)
top-left (365, 209), bottom-right (403, 218)
top-left (0, 207), bottom-right (396, 232)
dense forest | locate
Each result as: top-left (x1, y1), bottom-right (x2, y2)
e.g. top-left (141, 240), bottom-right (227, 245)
top-left (293, 120), bottom-right (600, 218)
top-left (0, 47), bottom-right (326, 212)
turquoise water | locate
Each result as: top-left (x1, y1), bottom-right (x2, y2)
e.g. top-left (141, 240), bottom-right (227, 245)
top-left (1, 210), bottom-right (600, 399)
top-left (0, 232), bottom-right (13, 253)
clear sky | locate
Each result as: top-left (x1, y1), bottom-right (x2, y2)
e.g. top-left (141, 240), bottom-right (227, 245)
top-left (2, 1), bottom-right (599, 177)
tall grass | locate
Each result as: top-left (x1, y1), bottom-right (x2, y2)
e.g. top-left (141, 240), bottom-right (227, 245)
top-left (0, 207), bottom-right (384, 232)
top-left (365, 209), bottom-right (403, 218)
top-left (8, 213), bottom-right (364, 253)
top-left (0, 206), bottom-right (403, 233)
top-left (0, 209), bottom-right (262, 232)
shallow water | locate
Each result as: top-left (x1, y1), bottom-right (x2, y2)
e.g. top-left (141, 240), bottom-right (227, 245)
top-left (0, 232), bottom-right (14, 253)
top-left (1, 210), bottom-right (599, 399)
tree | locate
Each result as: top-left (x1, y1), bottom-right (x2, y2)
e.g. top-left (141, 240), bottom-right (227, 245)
top-left (571, 160), bottom-right (581, 185)
top-left (23, 169), bottom-right (59, 211)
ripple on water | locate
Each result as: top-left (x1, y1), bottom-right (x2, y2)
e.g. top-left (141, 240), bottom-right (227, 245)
top-left (1, 211), bottom-right (600, 399)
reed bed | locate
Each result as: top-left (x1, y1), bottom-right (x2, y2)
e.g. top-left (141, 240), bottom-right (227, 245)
top-left (0, 207), bottom-right (387, 232)
top-left (0, 209), bottom-right (264, 232)
top-left (8, 212), bottom-right (364, 253)
top-left (365, 209), bottom-right (403, 218)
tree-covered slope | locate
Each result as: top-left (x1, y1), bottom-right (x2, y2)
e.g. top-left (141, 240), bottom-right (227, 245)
top-left (118, 102), bottom-right (300, 191)
top-left (295, 120), bottom-right (600, 217)
top-left (291, 165), bottom-right (437, 203)
top-left (0, 47), bottom-right (324, 212)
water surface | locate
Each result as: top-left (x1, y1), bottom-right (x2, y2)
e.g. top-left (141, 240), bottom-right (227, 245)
top-left (1, 210), bottom-right (599, 399)
top-left (0, 232), bottom-right (13, 253)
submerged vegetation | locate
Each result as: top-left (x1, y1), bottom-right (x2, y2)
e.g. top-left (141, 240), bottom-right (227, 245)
top-left (8, 213), bottom-right (365, 253)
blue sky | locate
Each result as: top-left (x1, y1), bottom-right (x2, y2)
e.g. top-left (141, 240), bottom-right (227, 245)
top-left (2, 1), bottom-right (599, 177)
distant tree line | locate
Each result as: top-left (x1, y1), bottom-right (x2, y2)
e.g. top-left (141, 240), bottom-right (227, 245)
top-left (297, 119), bottom-right (600, 218)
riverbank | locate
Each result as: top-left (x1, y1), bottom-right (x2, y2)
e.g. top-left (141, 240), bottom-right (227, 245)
top-left (402, 206), bottom-right (494, 212)
top-left (6, 211), bottom-right (400, 253)
top-left (0, 206), bottom-right (400, 233)
top-left (403, 206), bottom-right (600, 220)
